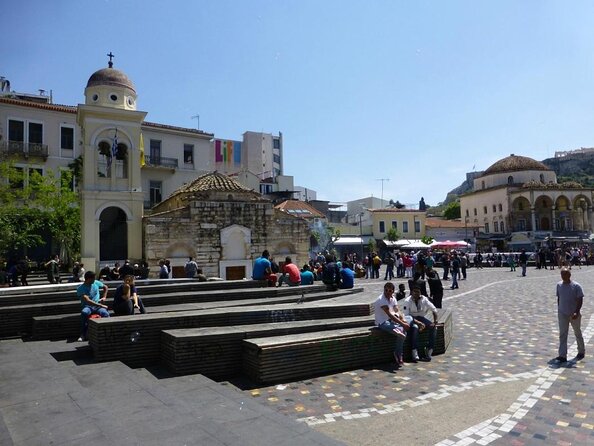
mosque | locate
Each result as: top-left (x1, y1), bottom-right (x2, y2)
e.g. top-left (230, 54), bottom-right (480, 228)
top-left (459, 154), bottom-right (594, 250)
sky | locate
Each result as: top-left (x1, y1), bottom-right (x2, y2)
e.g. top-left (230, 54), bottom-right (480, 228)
top-left (4, 0), bottom-right (594, 207)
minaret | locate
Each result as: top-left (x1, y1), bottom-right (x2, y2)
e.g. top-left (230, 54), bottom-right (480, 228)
top-left (77, 53), bottom-right (147, 271)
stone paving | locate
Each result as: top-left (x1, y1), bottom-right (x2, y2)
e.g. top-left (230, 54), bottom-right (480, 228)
top-left (242, 266), bottom-right (594, 445)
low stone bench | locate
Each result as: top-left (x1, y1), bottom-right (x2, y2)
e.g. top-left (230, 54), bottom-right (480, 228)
top-left (0, 283), bottom-right (327, 338)
top-left (161, 315), bottom-right (374, 379)
top-left (88, 301), bottom-right (374, 367)
top-left (32, 287), bottom-right (363, 341)
top-left (0, 279), bottom-right (267, 308)
top-left (242, 308), bottom-right (453, 384)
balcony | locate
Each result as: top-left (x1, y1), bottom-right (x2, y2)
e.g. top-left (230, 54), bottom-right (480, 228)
top-left (0, 140), bottom-right (49, 159)
top-left (143, 155), bottom-right (178, 170)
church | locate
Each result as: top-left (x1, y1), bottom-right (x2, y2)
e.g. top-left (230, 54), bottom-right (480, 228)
top-left (0, 56), bottom-right (308, 275)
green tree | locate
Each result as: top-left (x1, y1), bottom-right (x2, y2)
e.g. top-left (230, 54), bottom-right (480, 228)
top-left (442, 201), bottom-right (461, 220)
top-left (385, 226), bottom-right (400, 242)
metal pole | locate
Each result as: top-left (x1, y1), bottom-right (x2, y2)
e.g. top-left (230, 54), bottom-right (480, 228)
top-left (359, 213), bottom-right (364, 261)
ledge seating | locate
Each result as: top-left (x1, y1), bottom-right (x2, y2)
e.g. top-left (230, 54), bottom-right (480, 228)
top-left (0, 283), bottom-right (328, 338)
top-left (88, 300), bottom-right (374, 367)
top-left (0, 279), bottom-right (267, 307)
top-left (31, 287), bottom-right (363, 340)
top-left (242, 308), bottom-right (453, 384)
top-left (161, 315), bottom-right (375, 379)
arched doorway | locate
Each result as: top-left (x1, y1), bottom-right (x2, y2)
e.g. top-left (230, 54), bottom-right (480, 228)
top-left (99, 207), bottom-right (127, 261)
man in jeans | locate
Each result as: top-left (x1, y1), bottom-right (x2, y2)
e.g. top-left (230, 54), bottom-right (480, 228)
top-left (77, 271), bottom-right (109, 341)
top-left (375, 282), bottom-right (409, 369)
top-left (552, 267), bottom-right (585, 364)
top-left (402, 285), bottom-right (439, 362)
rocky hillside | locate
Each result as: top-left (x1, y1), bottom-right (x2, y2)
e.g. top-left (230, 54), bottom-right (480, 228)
top-left (442, 151), bottom-right (594, 204)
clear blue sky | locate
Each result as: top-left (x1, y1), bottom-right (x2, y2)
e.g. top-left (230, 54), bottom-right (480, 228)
top-left (4, 1), bottom-right (594, 207)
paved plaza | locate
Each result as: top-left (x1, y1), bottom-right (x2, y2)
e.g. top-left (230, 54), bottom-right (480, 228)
top-left (0, 265), bottom-right (592, 445)
top-left (242, 266), bottom-right (594, 445)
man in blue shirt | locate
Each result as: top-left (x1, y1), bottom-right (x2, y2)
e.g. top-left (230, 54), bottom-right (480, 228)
top-left (252, 250), bottom-right (277, 286)
top-left (340, 262), bottom-right (355, 289)
top-left (300, 264), bottom-right (315, 285)
top-left (77, 271), bottom-right (109, 341)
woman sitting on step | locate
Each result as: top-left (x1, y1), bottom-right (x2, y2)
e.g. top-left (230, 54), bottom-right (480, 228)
top-left (113, 275), bottom-right (147, 316)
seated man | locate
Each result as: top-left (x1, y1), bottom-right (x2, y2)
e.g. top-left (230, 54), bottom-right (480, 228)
top-left (300, 264), bottom-right (315, 285)
top-left (321, 254), bottom-right (341, 291)
top-left (374, 282), bottom-right (409, 368)
top-left (402, 285), bottom-right (439, 361)
top-left (278, 256), bottom-right (301, 287)
top-left (339, 261), bottom-right (355, 289)
top-left (407, 273), bottom-right (428, 297)
top-left (252, 250), bottom-right (277, 286)
top-left (395, 283), bottom-right (407, 301)
top-left (77, 271), bottom-right (109, 341)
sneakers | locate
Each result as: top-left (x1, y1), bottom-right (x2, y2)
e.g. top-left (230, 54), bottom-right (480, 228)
top-left (552, 356), bottom-right (567, 364)
top-left (77, 336), bottom-right (87, 342)
top-left (576, 353), bottom-right (585, 361)
top-left (412, 349), bottom-right (420, 362)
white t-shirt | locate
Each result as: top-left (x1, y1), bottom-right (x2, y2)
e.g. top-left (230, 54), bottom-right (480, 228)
top-left (402, 295), bottom-right (437, 318)
top-left (374, 293), bottom-right (397, 325)
top-left (557, 280), bottom-right (584, 316)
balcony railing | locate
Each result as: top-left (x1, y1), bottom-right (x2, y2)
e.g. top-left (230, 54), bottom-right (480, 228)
top-left (144, 155), bottom-right (178, 169)
top-left (0, 140), bottom-right (49, 159)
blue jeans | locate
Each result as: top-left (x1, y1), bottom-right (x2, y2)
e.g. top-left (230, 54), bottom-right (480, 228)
top-left (521, 263), bottom-right (527, 276)
top-left (377, 320), bottom-right (405, 359)
top-left (408, 316), bottom-right (437, 351)
top-left (81, 305), bottom-right (110, 336)
top-left (451, 270), bottom-right (459, 288)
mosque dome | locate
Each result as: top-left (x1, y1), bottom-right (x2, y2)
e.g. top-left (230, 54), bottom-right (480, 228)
top-left (483, 154), bottom-right (550, 175)
top-left (86, 67), bottom-right (136, 93)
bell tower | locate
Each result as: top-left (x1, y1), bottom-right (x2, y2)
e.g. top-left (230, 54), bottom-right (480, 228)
top-left (77, 53), bottom-right (147, 271)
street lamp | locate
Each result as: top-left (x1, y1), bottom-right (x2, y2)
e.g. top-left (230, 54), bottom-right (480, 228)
top-left (359, 212), bottom-right (364, 261)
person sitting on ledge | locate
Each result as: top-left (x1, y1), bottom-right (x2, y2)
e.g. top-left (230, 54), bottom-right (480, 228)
top-left (113, 275), bottom-right (146, 316)
top-left (278, 256), bottom-right (301, 287)
top-left (252, 250), bottom-right (277, 287)
top-left (339, 261), bottom-right (355, 289)
top-left (374, 281), bottom-right (409, 369)
top-left (77, 271), bottom-right (109, 341)
top-left (402, 285), bottom-right (439, 362)
top-left (322, 254), bottom-right (341, 291)
top-left (300, 264), bottom-right (315, 285)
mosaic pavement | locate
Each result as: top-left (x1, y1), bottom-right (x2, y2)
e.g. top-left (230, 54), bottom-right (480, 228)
top-left (240, 266), bottom-right (594, 445)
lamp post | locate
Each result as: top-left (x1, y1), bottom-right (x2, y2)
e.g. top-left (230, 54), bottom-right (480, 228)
top-left (359, 212), bottom-right (364, 261)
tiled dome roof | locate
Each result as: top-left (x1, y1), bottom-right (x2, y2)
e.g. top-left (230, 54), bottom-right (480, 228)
top-left (483, 154), bottom-right (550, 175)
top-left (86, 67), bottom-right (136, 93)
top-left (174, 172), bottom-right (252, 194)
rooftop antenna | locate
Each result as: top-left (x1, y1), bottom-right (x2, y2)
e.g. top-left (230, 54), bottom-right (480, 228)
top-left (191, 114), bottom-right (200, 130)
top-left (375, 178), bottom-right (390, 204)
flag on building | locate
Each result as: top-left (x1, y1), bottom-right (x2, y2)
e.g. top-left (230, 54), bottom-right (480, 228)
top-left (139, 132), bottom-right (145, 167)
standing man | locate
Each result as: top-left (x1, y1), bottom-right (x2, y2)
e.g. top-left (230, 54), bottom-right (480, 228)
top-left (553, 267), bottom-right (585, 364)
top-left (519, 249), bottom-right (528, 277)
top-left (374, 282), bottom-right (409, 368)
top-left (450, 252), bottom-right (460, 290)
top-left (45, 255), bottom-right (60, 284)
top-left (77, 271), bottom-right (109, 341)
top-left (184, 256), bottom-right (199, 278)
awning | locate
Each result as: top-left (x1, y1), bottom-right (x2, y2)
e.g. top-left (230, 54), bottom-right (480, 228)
top-left (333, 235), bottom-right (374, 246)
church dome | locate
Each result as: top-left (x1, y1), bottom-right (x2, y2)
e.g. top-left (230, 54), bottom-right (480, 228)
top-left (483, 154), bottom-right (550, 175)
top-left (176, 172), bottom-right (252, 194)
top-left (86, 67), bottom-right (136, 93)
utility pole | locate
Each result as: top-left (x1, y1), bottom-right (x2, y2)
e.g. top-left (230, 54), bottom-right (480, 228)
top-left (191, 114), bottom-right (200, 130)
top-left (375, 178), bottom-right (390, 204)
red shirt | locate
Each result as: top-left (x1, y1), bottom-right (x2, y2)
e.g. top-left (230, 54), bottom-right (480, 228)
top-left (283, 263), bottom-right (301, 284)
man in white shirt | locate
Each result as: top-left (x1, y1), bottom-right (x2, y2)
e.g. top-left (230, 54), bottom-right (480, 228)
top-left (402, 285), bottom-right (439, 362)
top-left (374, 282), bottom-right (410, 369)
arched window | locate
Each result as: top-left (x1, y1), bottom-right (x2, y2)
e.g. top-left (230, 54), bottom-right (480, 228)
top-left (508, 176), bottom-right (514, 184)
top-left (518, 202), bottom-right (524, 211)
top-left (494, 221), bottom-right (499, 232)
top-left (473, 208), bottom-right (477, 216)
top-left (483, 206), bottom-right (487, 214)
top-left (114, 143), bottom-right (128, 179)
top-left (500, 221), bottom-right (504, 233)
top-left (540, 173), bottom-right (545, 183)
top-left (498, 203), bottom-right (502, 212)
top-left (465, 209), bottom-right (469, 217)
top-left (481, 180), bottom-right (485, 189)
top-left (97, 141), bottom-right (111, 177)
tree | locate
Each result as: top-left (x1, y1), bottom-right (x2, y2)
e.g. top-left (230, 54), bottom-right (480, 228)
top-left (385, 226), bottom-right (400, 242)
top-left (442, 201), bottom-right (461, 220)
top-left (0, 162), bottom-right (80, 262)
top-left (310, 224), bottom-right (341, 253)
